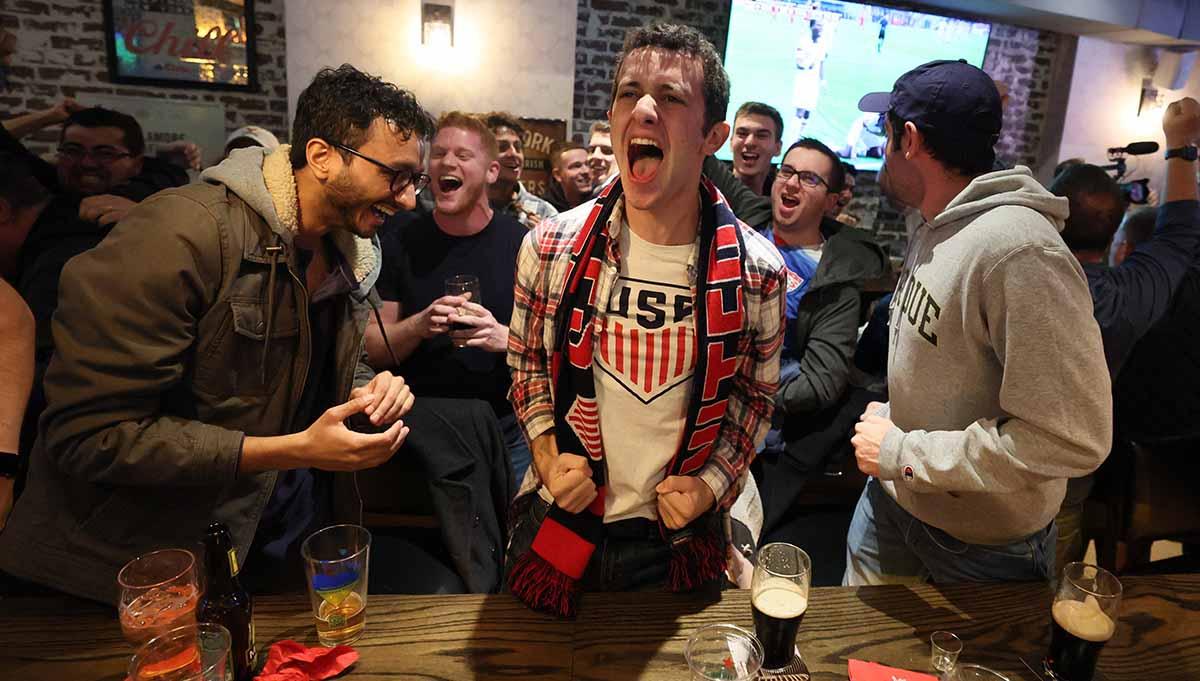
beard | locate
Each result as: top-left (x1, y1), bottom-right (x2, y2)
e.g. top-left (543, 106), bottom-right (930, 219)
top-left (326, 168), bottom-right (375, 238)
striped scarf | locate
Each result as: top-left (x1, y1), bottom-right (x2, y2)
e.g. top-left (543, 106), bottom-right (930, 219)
top-left (507, 177), bottom-right (747, 617)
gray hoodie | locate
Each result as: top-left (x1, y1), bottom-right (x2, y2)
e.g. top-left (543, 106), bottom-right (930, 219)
top-left (878, 166), bottom-right (1111, 545)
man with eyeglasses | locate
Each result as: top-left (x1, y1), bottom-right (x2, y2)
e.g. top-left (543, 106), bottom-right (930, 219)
top-left (0, 65), bottom-right (510, 601)
top-left (365, 111), bottom-right (531, 483)
top-left (753, 138), bottom-right (887, 537)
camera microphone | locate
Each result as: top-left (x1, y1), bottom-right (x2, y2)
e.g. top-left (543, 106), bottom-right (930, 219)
top-left (1107, 141), bottom-right (1160, 156)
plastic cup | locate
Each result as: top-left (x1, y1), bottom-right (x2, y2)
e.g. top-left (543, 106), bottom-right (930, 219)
top-left (685, 623), bottom-right (764, 681)
top-left (301, 524), bottom-right (371, 646)
top-left (128, 622), bottom-right (231, 681)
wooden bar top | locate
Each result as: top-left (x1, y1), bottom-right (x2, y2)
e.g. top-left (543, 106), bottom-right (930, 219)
top-left (2, 574), bottom-right (1196, 680)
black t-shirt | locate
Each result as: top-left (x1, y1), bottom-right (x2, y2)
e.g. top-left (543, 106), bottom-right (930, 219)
top-left (376, 210), bottom-right (525, 413)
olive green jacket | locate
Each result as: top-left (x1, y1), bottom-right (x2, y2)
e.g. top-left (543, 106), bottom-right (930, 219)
top-left (0, 147), bottom-right (382, 603)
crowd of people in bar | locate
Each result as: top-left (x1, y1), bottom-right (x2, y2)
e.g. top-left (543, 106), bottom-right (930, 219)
top-left (0, 21), bottom-right (1197, 622)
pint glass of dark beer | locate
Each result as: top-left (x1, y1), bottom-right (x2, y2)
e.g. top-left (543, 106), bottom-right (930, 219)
top-left (1045, 562), bottom-right (1121, 681)
top-left (751, 542), bottom-right (810, 672)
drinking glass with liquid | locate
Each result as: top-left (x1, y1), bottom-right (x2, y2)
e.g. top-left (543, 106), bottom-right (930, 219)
top-left (128, 622), bottom-right (232, 681)
top-left (118, 548), bottom-right (202, 647)
top-left (301, 524), bottom-right (371, 646)
top-left (444, 274), bottom-right (481, 348)
top-left (751, 542), bottom-right (811, 672)
top-left (1045, 562), bottom-right (1121, 681)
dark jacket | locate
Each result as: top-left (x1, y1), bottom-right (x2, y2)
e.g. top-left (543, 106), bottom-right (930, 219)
top-left (756, 220), bottom-right (888, 534)
top-left (1083, 199), bottom-right (1200, 376)
top-left (703, 155), bottom-right (773, 232)
top-left (545, 178), bottom-right (572, 212)
top-left (776, 219), bottom-right (889, 416)
top-left (0, 147), bottom-right (382, 603)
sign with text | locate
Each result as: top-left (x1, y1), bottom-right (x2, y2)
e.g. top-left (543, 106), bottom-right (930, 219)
top-left (515, 117), bottom-right (567, 199)
top-left (83, 94), bottom-right (227, 168)
top-left (102, 0), bottom-right (258, 90)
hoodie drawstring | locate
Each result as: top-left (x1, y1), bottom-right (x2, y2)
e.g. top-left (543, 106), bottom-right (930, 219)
top-left (366, 294), bottom-right (401, 369)
top-left (261, 243), bottom-right (284, 384)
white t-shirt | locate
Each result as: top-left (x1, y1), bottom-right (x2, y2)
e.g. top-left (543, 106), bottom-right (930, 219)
top-left (594, 225), bottom-right (698, 522)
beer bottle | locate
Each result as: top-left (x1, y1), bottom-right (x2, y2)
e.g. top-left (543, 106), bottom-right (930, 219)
top-left (198, 522), bottom-right (255, 681)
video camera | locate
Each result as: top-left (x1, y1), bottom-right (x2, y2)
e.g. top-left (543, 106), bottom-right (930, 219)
top-left (1102, 141), bottom-right (1157, 204)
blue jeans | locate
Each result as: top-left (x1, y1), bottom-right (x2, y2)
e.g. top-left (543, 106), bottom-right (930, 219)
top-left (843, 478), bottom-right (1056, 585)
top-left (498, 412), bottom-right (532, 486)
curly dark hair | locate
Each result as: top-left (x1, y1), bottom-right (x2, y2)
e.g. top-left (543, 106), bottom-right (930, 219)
top-left (611, 23), bottom-right (730, 134)
top-left (482, 111), bottom-right (525, 139)
top-left (62, 107), bottom-right (145, 156)
top-left (290, 64), bottom-right (435, 169)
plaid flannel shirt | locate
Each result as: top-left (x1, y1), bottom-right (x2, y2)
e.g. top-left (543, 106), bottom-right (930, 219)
top-left (507, 191), bottom-right (787, 507)
top-left (508, 182), bottom-right (559, 228)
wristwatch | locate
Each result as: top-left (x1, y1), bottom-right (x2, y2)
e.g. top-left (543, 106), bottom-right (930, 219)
top-left (0, 453), bottom-right (19, 479)
top-left (1164, 145), bottom-right (1198, 161)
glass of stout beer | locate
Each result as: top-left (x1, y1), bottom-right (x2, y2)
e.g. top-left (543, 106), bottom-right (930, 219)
top-left (1045, 562), bottom-right (1121, 681)
top-left (445, 275), bottom-right (481, 348)
top-left (751, 542), bottom-right (811, 672)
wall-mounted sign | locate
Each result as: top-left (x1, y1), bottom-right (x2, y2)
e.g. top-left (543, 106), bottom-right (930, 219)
top-left (102, 0), bottom-right (258, 91)
top-left (82, 94), bottom-right (228, 168)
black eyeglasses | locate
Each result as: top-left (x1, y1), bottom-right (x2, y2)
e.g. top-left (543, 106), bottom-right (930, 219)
top-left (57, 144), bottom-right (132, 164)
top-left (332, 142), bottom-right (430, 195)
top-left (776, 165), bottom-right (829, 190)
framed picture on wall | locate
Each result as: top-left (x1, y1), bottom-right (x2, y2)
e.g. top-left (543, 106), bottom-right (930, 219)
top-left (102, 0), bottom-right (258, 91)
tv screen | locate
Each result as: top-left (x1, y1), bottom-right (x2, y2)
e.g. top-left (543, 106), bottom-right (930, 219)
top-left (720, 0), bottom-right (992, 172)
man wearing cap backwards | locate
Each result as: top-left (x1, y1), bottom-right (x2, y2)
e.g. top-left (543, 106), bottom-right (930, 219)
top-left (845, 60), bottom-right (1111, 585)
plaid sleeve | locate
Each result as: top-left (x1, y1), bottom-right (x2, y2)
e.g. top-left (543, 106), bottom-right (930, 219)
top-left (698, 231), bottom-right (788, 507)
top-left (507, 225), bottom-right (558, 445)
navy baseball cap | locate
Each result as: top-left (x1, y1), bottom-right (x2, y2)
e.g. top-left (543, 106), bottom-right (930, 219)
top-left (858, 60), bottom-right (1002, 141)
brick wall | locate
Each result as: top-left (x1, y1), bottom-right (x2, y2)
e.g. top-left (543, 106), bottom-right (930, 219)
top-left (570, 1), bottom-right (1068, 259)
top-left (572, 0), bottom-right (732, 141)
top-left (0, 0), bottom-right (288, 157)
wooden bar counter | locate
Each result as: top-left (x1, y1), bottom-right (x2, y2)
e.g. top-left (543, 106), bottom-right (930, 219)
top-left (2, 574), bottom-right (1196, 680)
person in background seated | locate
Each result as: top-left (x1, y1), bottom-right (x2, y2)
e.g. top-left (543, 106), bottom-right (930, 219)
top-left (545, 140), bottom-right (594, 211)
top-left (846, 60), bottom-right (1111, 586)
top-left (0, 280), bottom-right (33, 531)
top-left (1045, 99), bottom-right (1200, 571)
top-left (753, 138), bottom-right (887, 537)
top-left (729, 101), bottom-right (783, 197)
top-left (366, 112), bottom-right (531, 483)
top-left (0, 65), bottom-right (437, 602)
top-left (483, 111), bottom-right (557, 228)
top-left (505, 23), bottom-right (786, 616)
top-left (224, 125), bottom-right (281, 157)
top-left (587, 121), bottom-right (618, 195)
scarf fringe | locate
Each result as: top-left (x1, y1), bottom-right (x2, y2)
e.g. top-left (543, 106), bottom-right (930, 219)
top-left (668, 528), bottom-right (727, 592)
top-left (507, 550), bottom-right (582, 618)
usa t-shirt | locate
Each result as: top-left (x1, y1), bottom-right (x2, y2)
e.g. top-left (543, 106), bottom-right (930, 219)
top-left (594, 224), bottom-right (698, 522)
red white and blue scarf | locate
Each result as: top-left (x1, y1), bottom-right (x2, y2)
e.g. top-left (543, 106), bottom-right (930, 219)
top-left (507, 177), bottom-right (747, 617)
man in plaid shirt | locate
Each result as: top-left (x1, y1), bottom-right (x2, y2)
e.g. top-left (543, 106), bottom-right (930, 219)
top-left (505, 23), bottom-right (787, 599)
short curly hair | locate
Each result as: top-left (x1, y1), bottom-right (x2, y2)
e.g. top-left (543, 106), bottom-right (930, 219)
top-left (611, 23), bottom-right (730, 134)
top-left (481, 111), bottom-right (525, 139)
top-left (290, 64), bottom-right (435, 169)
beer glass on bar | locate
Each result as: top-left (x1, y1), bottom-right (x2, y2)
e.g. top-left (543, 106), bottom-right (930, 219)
top-left (301, 524), bottom-right (371, 646)
top-left (751, 542), bottom-right (811, 672)
top-left (445, 274), bottom-right (481, 348)
top-left (1045, 562), bottom-right (1121, 681)
top-left (128, 622), bottom-right (232, 681)
top-left (118, 549), bottom-right (202, 647)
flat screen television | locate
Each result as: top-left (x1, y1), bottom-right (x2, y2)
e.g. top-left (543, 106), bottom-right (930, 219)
top-left (720, 0), bottom-right (992, 172)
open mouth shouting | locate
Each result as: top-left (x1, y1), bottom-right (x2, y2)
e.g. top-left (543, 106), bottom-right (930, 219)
top-left (370, 203), bottom-right (397, 222)
top-left (627, 137), bottom-right (664, 182)
top-left (437, 175), bottom-right (464, 195)
top-left (738, 150), bottom-right (761, 168)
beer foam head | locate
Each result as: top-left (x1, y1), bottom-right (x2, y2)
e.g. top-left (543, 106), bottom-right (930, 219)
top-left (753, 577), bottom-right (808, 619)
top-left (1053, 598), bottom-right (1116, 642)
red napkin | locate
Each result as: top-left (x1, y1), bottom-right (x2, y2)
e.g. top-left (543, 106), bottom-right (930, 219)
top-left (254, 640), bottom-right (359, 681)
top-left (848, 659), bottom-right (938, 681)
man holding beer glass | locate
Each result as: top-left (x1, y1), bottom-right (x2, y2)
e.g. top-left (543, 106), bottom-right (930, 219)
top-left (846, 61), bottom-right (1112, 585)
